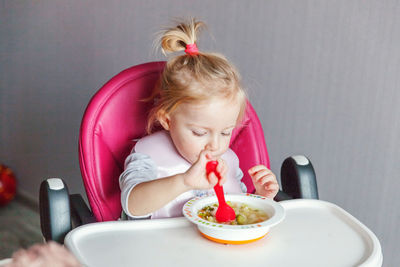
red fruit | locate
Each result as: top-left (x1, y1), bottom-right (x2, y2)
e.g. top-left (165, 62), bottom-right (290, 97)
top-left (0, 164), bottom-right (17, 206)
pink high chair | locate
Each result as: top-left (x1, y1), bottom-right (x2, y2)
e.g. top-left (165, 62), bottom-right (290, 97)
top-left (39, 61), bottom-right (318, 242)
top-left (38, 62), bottom-right (383, 267)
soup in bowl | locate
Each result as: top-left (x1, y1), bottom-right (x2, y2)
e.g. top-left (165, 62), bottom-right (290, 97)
top-left (198, 202), bottom-right (269, 225)
top-left (183, 193), bottom-right (285, 244)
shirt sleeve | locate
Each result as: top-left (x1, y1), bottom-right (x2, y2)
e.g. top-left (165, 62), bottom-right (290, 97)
top-left (119, 151), bottom-right (158, 219)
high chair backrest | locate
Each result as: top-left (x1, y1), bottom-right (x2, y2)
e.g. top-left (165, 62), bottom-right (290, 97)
top-left (79, 61), bottom-right (270, 222)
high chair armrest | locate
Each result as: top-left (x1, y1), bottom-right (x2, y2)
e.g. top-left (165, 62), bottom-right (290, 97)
top-left (39, 178), bottom-right (72, 244)
top-left (39, 178), bottom-right (96, 244)
top-left (280, 155), bottom-right (319, 199)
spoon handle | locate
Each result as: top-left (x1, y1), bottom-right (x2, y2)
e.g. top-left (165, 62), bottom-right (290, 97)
top-left (207, 162), bottom-right (228, 205)
top-left (214, 183), bottom-right (227, 206)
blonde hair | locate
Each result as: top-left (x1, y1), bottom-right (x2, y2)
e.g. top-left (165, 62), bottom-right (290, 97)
top-left (147, 18), bottom-right (247, 133)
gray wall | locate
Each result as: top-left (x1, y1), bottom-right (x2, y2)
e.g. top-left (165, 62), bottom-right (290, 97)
top-left (1, 1), bottom-right (398, 265)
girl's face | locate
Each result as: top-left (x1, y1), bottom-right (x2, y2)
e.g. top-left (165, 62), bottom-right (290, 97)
top-left (159, 97), bottom-right (242, 163)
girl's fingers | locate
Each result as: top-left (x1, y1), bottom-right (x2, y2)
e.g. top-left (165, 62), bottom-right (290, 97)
top-left (198, 149), bottom-right (211, 163)
top-left (211, 158), bottom-right (227, 185)
top-left (207, 172), bottom-right (218, 186)
top-left (219, 174), bottom-right (227, 186)
top-left (193, 149), bottom-right (212, 173)
top-left (216, 158), bottom-right (226, 174)
top-left (257, 175), bottom-right (277, 186)
top-left (251, 169), bottom-right (271, 183)
top-left (248, 165), bottom-right (268, 175)
top-left (264, 189), bottom-right (278, 198)
top-left (264, 181), bottom-right (279, 191)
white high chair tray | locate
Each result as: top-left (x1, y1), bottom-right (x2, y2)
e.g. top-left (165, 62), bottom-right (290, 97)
top-left (65, 199), bottom-right (382, 267)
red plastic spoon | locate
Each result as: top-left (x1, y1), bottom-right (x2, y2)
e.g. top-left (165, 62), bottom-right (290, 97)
top-left (206, 161), bottom-right (236, 222)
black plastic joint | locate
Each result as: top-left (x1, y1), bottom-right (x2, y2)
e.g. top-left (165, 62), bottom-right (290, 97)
top-left (280, 156), bottom-right (319, 199)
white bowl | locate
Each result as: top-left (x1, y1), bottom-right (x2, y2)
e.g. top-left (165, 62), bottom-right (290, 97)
top-left (183, 193), bottom-right (285, 244)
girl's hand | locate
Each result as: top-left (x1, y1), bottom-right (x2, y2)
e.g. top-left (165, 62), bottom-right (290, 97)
top-left (183, 150), bottom-right (228, 190)
top-left (248, 165), bottom-right (279, 199)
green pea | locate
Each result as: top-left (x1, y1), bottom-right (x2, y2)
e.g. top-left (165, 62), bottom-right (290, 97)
top-left (236, 214), bottom-right (247, 225)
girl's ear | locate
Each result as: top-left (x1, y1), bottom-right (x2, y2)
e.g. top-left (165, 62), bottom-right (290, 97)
top-left (157, 110), bottom-right (171, 131)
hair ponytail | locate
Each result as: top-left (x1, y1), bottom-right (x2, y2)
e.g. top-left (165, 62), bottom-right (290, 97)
top-left (160, 18), bottom-right (205, 55)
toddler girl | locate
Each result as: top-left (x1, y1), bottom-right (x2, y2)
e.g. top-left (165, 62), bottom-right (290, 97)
top-left (119, 18), bottom-right (279, 220)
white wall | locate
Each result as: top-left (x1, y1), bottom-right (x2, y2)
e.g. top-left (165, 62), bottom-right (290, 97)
top-left (1, 1), bottom-right (398, 265)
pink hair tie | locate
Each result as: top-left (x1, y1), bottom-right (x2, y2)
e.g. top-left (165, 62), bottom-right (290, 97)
top-left (185, 43), bottom-right (199, 55)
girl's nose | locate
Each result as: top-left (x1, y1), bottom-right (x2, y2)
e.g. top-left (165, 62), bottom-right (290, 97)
top-left (206, 136), bottom-right (220, 151)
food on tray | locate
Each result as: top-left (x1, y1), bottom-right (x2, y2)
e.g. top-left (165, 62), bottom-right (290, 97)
top-left (197, 202), bottom-right (269, 225)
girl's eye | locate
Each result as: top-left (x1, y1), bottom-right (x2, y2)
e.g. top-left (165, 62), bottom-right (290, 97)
top-left (192, 130), bottom-right (206, 136)
top-left (221, 131), bottom-right (232, 136)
